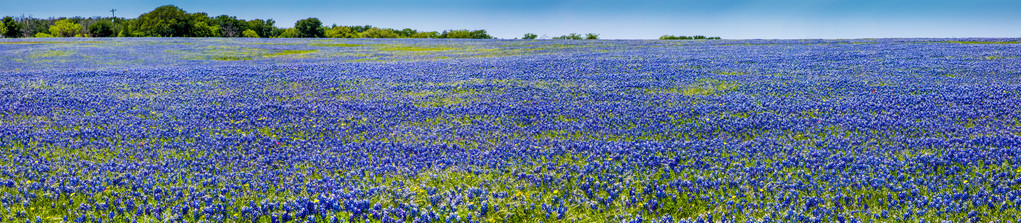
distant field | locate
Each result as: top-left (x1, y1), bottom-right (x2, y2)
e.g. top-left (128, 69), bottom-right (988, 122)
top-left (1, 38), bottom-right (1020, 222)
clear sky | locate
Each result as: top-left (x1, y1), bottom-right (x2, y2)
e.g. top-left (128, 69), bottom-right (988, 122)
top-left (1, 0), bottom-right (1019, 39)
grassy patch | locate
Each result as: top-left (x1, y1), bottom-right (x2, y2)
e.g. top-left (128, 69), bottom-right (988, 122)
top-left (379, 45), bottom-right (458, 52)
top-left (646, 79), bottom-right (740, 96)
top-left (264, 49), bottom-right (318, 57)
top-left (29, 50), bottom-right (76, 58)
top-left (683, 79), bottom-right (739, 96)
top-left (181, 46), bottom-right (318, 61)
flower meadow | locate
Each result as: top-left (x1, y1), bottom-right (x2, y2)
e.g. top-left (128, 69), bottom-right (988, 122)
top-left (1, 38), bottom-right (1021, 223)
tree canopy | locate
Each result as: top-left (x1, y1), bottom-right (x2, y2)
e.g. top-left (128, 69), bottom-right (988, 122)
top-left (0, 5), bottom-right (719, 39)
top-left (439, 29), bottom-right (493, 39)
top-left (2, 16), bottom-right (22, 38)
top-left (88, 20), bottom-right (116, 37)
top-left (277, 28), bottom-right (299, 38)
top-left (660, 35), bottom-right (721, 40)
top-left (135, 5), bottom-right (191, 37)
top-left (247, 19), bottom-right (277, 38)
top-left (48, 19), bottom-right (82, 37)
top-left (325, 26), bottom-right (358, 38)
top-left (242, 29), bottom-right (259, 38)
top-left (360, 28), bottom-right (398, 38)
top-left (553, 33), bottom-right (583, 40)
top-left (294, 18), bottom-right (324, 38)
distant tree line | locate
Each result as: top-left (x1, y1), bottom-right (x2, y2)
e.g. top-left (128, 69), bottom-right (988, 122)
top-left (0, 5), bottom-right (495, 39)
top-left (660, 35), bottom-right (721, 40)
top-left (550, 33), bottom-right (600, 40)
top-left (1, 5), bottom-right (721, 39)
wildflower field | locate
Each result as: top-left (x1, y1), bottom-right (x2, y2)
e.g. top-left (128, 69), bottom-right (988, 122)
top-left (2, 38), bottom-right (1021, 222)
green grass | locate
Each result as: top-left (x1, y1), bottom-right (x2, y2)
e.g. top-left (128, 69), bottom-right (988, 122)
top-left (646, 79), bottom-right (740, 96)
top-left (379, 45), bottom-right (459, 52)
top-left (28, 50), bottom-right (76, 58)
top-left (182, 47), bottom-right (319, 61)
top-left (683, 79), bottom-right (739, 96)
top-left (264, 49), bottom-right (318, 57)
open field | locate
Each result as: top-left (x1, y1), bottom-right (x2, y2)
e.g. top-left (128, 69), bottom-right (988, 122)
top-left (2, 38), bottom-right (1021, 222)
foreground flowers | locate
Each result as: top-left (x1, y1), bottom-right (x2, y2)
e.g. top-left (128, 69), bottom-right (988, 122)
top-left (0, 38), bottom-right (1019, 222)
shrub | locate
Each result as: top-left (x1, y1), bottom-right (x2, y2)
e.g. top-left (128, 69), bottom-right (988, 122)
top-left (439, 29), bottom-right (493, 39)
top-left (49, 19), bottom-right (83, 37)
top-left (276, 28), bottom-right (299, 38)
top-left (359, 27), bottom-right (398, 38)
top-left (242, 29), bottom-right (259, 38)
top-left (411, 31), bottom-right (439, 38)
top-left (325, 26), bottom-right (358, 38)
top-left (88, 20), bottom-right (116, 37)
top-left (553, 33), bottom-right (582, 40)
top-left (3, 16), bottom-right (23, 38)
top-left (660, 35), bottom-right (721, 40)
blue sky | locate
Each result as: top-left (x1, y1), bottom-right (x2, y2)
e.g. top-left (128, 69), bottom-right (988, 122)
top-left (1, 0), bottom-right (1018, 39)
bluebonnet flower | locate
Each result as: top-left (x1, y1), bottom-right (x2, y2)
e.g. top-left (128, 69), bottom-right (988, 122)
top-left (1, 37), bottom-right (1020, 222)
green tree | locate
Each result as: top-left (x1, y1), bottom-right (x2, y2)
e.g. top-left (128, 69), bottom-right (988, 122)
top-left (324, 26), bottom-right (358, 38)
top-left (119, 19), bottom-right (143, 37)
top-left (440, 29), bottom-right (470, 38)
top-left (659, 35), bottom-right (720, 40)
top-left (190, 13), bottom-right (220, 37)
top-left (277, 28), bottom-right (299, 38)
top-left (2, 16), bottom-right (22, 38)
top-left (396, 28), bottom-right (417, 38)
top-left (269, 27), bottom-right (285, 38)
top-left (191, 21), bottom-right (219, 37)
top-left (215, 15), bottom-right (247, 37)
top-left (439, 29), bottom-right (493, 39)
top-left (88, 20), bottom-right (115, 37)
top-left (247, 19), bottom-right (275, 38)
top-left (20, 18), bottom-right (50, 37)
top-left (49, 19), bottom-right (82, 37)
top-left (659, 35), bottom-right (680, 40)
top-left (136, 5), bottom-right (191, 37)
top-left (359, 27), bottom-right (398, 38)
top-left (349, 25), bottom-right (373, 33)
top-left (242, 29), bottom-right (259, 38)
top-left (553, 33), bottom-right (582, 40)
top-left (585, 33), bottom-right (599, 40)
top-left (294, 18), bottom-right (324, 38)
top-left (522, 33), bottom-right (537, 39)
top-left (411, 31), bottom-right (439, 38)
top-left (469, 30), bottom-right (493, 39)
